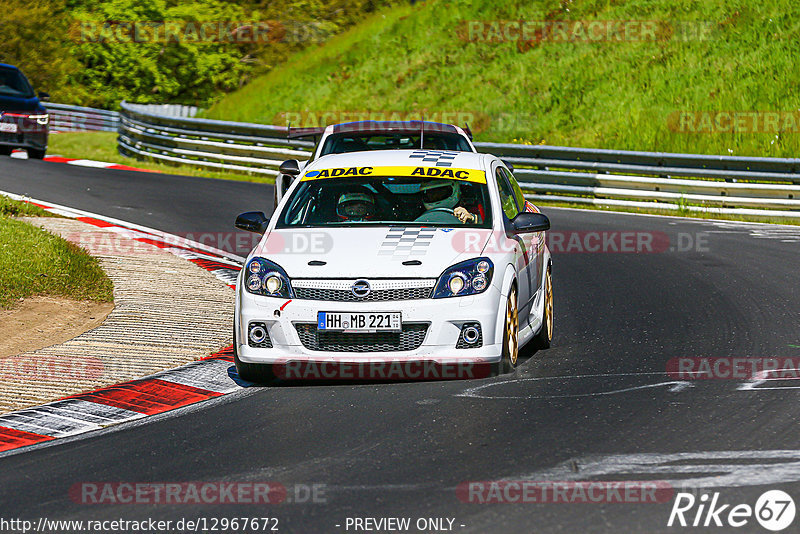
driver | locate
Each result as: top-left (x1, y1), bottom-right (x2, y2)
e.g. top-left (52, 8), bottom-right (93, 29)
top-left (336, 190), bottom-right (376, 221)
top-left (419, 180), bottom-right (480, 224)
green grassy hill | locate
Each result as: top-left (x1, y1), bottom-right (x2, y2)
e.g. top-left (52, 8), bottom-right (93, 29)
top-left (206, 0), bottom-right (800, 158)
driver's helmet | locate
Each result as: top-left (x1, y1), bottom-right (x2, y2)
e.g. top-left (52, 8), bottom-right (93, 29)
top-left (336, 190), bottom-right (376, 221)
top-left (420, 179), bottom-right (460, 211)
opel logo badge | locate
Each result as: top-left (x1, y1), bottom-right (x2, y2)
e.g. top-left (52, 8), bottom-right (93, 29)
top-left (351, 279), bottom-right (371, 298)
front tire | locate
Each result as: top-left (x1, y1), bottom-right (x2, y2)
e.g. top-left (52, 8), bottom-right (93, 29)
top-left (233, 327), bottom-right (275, 383)
top-left (499, 287), bottom-right (520, 374)
top-left (28, 148), bottom-right (46, 160)
top-left (533, 267), bottom-right (553, 349)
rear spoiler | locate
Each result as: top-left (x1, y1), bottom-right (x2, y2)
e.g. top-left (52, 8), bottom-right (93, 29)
top-left (287, 122), bottom-right (473, 140)
top-left (287, 126), bottom-right (327, 140)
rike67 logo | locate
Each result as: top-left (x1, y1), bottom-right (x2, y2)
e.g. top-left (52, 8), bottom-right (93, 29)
top-left (668, 490), bottom-right (796, 531)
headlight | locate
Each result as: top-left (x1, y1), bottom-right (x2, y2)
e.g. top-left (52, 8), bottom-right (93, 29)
top-left (432, 257), bottom-right (494, 298)
top-left (244, 257), bottom-right (293, 298)
top-left (28, 114), bottom-right (49, 125)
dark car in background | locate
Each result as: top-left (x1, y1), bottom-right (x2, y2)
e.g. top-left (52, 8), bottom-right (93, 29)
top-left (0, 63), bottom-right (49, 159)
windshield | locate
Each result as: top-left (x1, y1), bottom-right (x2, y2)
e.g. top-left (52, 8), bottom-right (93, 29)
top-left (0, 67), bottom-right (34, 98)
top-left (278, 175), bottom-right (492, 228)
top-left (320, 132), bottom-right (472, 156)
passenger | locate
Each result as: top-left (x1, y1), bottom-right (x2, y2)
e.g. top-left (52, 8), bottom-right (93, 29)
top-left (417, 180), bottom-right (480, 224)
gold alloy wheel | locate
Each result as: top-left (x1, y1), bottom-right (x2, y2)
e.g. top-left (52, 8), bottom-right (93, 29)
top-left (545, 269), bottom-right (554, 341)
top-left (506, 290), bottom-right (519, 365)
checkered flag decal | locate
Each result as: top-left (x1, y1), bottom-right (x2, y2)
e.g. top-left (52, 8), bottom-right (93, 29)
top-left (378, 227), bottom-right (438, 257)
top-left (408, 150), bottom-right (459, 167)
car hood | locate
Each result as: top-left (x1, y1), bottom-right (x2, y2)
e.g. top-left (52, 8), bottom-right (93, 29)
top-left (251, 226), bottom-right (493, 279)
top-left (0, 95), bottom-right (41, 113)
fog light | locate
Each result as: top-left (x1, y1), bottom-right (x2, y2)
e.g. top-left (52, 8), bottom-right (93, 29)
top-left (462, 326), bottom-right (480, 344)
top-left (249, 325), bottom-right (267, 344)
top-left (247, 322), bottom-right (272, 348)
top-left (456, 322), bottom-right (483, 349)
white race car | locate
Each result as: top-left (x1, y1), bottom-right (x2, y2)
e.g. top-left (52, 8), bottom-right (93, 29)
top-left (234, 149), bottom-right (553, 381)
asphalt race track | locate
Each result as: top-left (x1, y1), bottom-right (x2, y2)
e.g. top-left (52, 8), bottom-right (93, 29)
top-left (2, 157), bottom-right (800, 533)
top-left (0, 158), bottom-right (272, 256)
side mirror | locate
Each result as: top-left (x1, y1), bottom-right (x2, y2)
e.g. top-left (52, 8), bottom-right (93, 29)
top-left (235, 211), bottom-right (269, 234)
top-left (38, 92), bottom-right (50, 101)
top-left (501, 159), bottom-right (515, 173)
top-left (279, 159), bottom-right (301, 176)
top-left (511, 212), bottom-right (550, 234)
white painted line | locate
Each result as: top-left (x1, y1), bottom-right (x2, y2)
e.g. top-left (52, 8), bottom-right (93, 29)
top-left (154, 359), bottom-right (242, 394)
top-left (457, 373), bottom-right (694, 400)
top-left (38, 399), bottom-right (145, 425)
top-left (738, 368), bottom-right (800, 391)
top-left (519, 450), bottom-right (800, 489)
top-left (208, 268), bottom-right (240, 287)
top-left (65, 159), bottom-right (115, 168)
top-left (0, 410), bottom-right (100, 438)
top-left (541, 204), bottom-right (800, 229)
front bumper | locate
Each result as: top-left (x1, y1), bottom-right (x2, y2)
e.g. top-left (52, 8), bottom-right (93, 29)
top-left (0, 116), bottom-right (48, 151)
top-left (235, 284), bottom-right (505, 366)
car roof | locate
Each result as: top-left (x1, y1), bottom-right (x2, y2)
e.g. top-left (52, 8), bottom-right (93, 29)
top-left (288, 120), bottom-right (472, 140)
top-left (305, 149), bottom-right (489, 172)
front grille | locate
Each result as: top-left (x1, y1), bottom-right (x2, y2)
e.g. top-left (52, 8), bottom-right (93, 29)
top-left (295, 323), bottom-right (429, 352)
top-left (0, 132), bottom-right (20, 144)
top-left (294, 286), bottom-right (432, 302)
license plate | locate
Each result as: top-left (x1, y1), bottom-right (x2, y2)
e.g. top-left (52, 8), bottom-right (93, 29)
top-left (318, 312), bottom-right (401, 332)
top-left (0, 123), bottom-right (17, 133)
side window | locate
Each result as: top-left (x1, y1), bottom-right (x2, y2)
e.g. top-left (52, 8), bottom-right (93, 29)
top-left (502, 168), bottom-right (527, 213)
top-left (494, 167), bottom-right (519, 220)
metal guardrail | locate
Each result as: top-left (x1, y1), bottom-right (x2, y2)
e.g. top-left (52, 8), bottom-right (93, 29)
top-left (45, 103), bottom-right (120, 132)
top-left (49, 100), bottom-right (798, 219)
top-left (118, 101), bottom-right (312, 176)
top-left (472, 142), bottom-right (800, 218)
